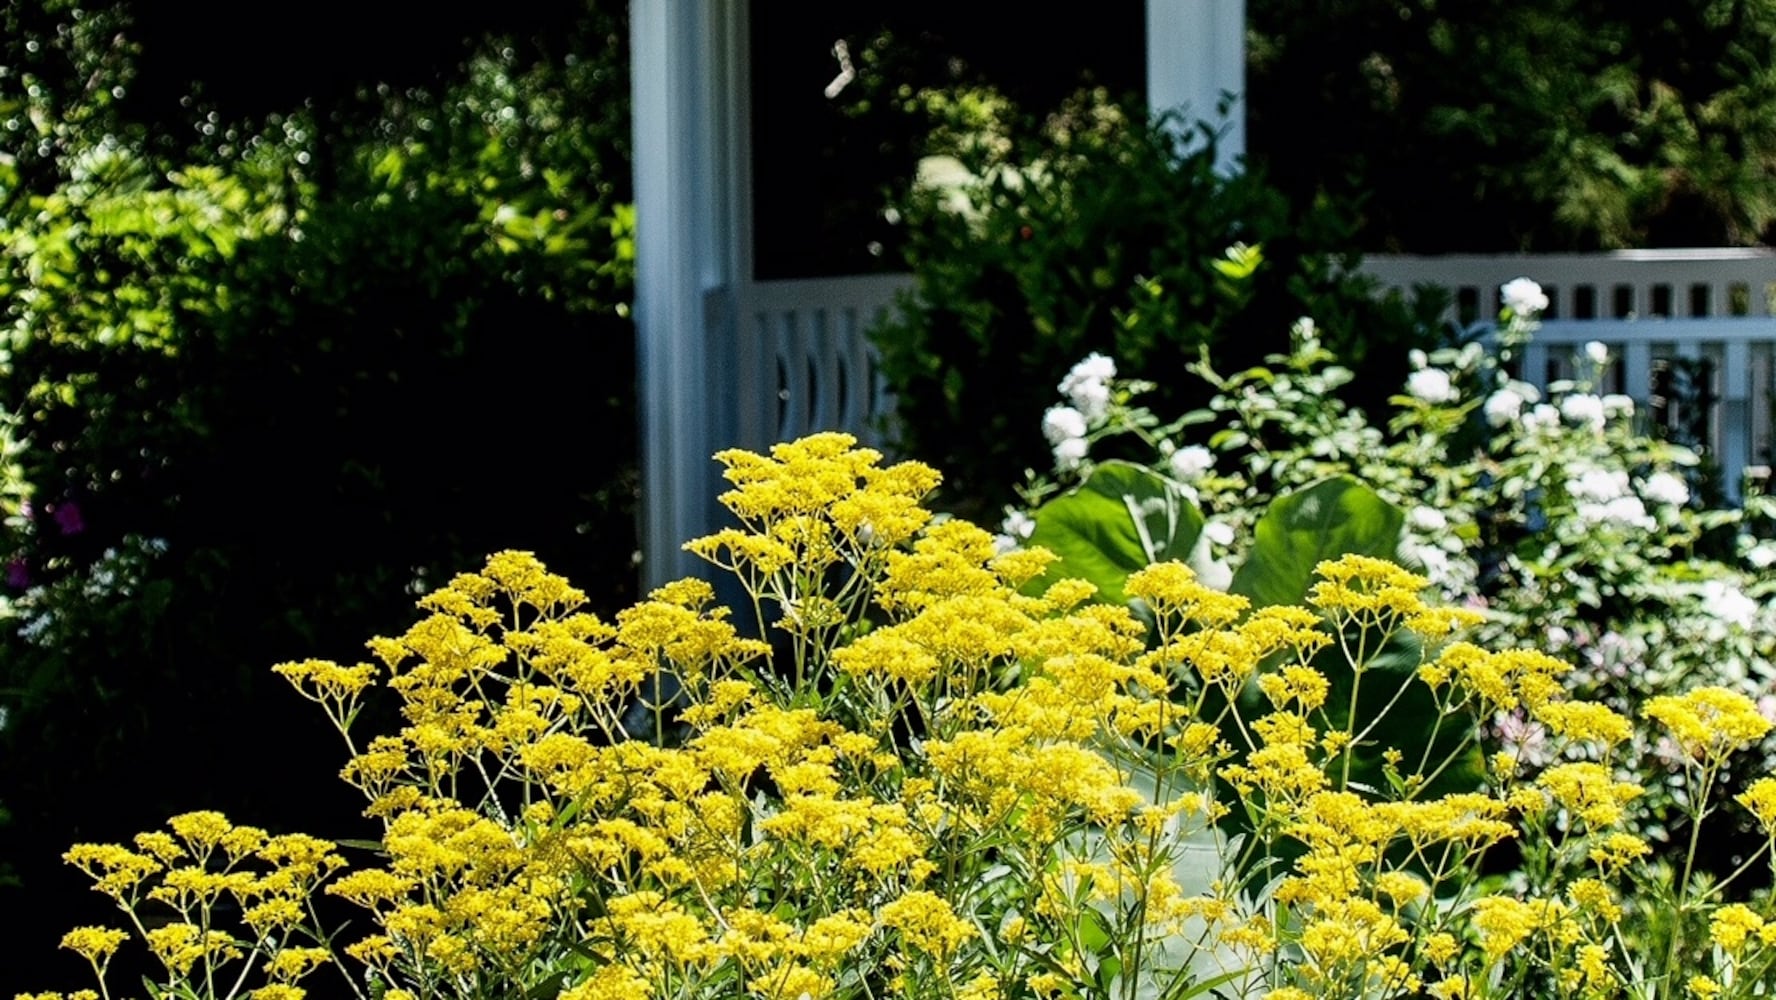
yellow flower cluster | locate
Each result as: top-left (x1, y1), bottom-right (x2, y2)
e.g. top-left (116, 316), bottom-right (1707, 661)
top-left (33, 435), bottom-right (1776, 1000)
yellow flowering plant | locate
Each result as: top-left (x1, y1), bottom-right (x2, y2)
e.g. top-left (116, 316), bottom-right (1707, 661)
top-left (26, 433), bottom-right (1776, 1000)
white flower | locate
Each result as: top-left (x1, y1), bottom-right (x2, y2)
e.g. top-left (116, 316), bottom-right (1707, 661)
top-left (1408, 506), bottom-right (1448, 532)
top-left (1058, 354), bottom-right (1116, 422)
top-left (1400, 539), bottom-right (1453, 587)
top-left (1523, 403), bottom-right (1561, 432)
top-left (1054, 435), bottom-right (1090, 471)
top-left (1567, 466), bottom-right (1631, 503)
top-left (1641, 471), bottom-right (1690, 508)
top-left (1483, 387), bottom-right (1525, 428)
top-left (1042, 405), bottom-right (1089, 446)
top-left (1169, 444), bottom-right (1215, 482)
top-left (1292, 316), bottom-right (1317, 341)
top-left (1560, 393), bottom-right (1606, 431)
top-left (1584, 340), bottom-right (1609, 366)
top-left (1062, 352), bottom-right (1117, 387)
top-left (1069, 378), bottom-right (1112, 422)
top-left (1203, 521), bottom-right (1235, 547)
top-left (1577, 495), bottom-right (1655, 531)
top-left (1602, 394), bottom-right (1635, 419)
top-left (1501, 277), bottom-right (1549, 317)
top-left (1406, 367), bottom-right (1456, 404)
top-left (1002, 509), bottom-right (1037, 541)
top-left (1746, 542), bottom-right (1776, 570)
top-left (1701, 579), bottom-right (1759, 629)
top-left (1409, 349), bottom-right (1429, 370)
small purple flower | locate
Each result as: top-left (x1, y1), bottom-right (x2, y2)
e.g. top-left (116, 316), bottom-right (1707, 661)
top-left (5, 559), bottom-right (28, 590)
top-left (52, 501), bottom-right (84, 536)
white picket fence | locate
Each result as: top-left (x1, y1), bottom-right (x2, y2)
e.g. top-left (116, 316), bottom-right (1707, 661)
top-left (1361, 249), bottom-right (1776, 501)
top-left (726, 250), bottom-right (1776, 501)
top-left (729, 274), bottom-right (913, 452)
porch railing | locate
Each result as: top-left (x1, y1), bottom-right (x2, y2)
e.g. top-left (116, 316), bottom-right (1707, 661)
top-left (1360, 249), bottom-right (1776, 501)
top-left (729, 274), bottom-right (913, 452)
top-left (726, 250), bottom-right (1776, 501)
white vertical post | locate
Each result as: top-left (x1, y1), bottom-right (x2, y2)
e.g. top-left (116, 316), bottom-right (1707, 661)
top-left (632, 2), bottom-right (737, 588)
top-left (1147, 0), bottom-right (1246, 173)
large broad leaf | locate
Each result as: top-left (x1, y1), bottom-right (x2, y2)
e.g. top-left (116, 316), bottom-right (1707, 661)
top-left (1225, 477), bottom-right (1482, 822)
top-left (1230, 475), bottom-right (1404, 608)
top-left (1025, 461), bottom-right (1205, 607)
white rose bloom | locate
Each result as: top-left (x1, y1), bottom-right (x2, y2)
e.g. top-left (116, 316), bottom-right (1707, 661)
top-left (1747, 542), bottom-right (1776, 569)
top-left (1578, 496), bottom-right (1654, 531)
top-left (1603, 496), bottom-right (1656, 531)
top-left (1602, 394), bottom-right (1635, 418)
top-left (1484, 387), bottom-right (1525, 427)
top-left (1641, 471), bottom-right (1690, 508)
top-left (1058, 354), bottom-right (1116, 422)
top-left (1002, 509), bottom-right (1037, 540)
top-left (1407, 367), bottom-right (1456, 404)
top-left (1560, 393), bottom-right (1607, 431)
top-left (1061, 352), bottom-right (1117, 387)
top-left (1042, 405), bottom-right (1089, 446)
top-left (1524, 403), bottom-right (1562, 432)
top-left (1501, 277), bottom-right (1549, 316)
top-left (1203, 521), bottom-right (1235, 547)
top-left (1408, 506), bottom-right (1449, 532)
top-left (1169, 444), bottom-right (1215, 481)
top-left (1053, 435), bottom-right (1090, 471)
top-left (1068, 377), bottom-right (1112, 423)
top-left (1568, 466), bottom-right (1631, 503)
top-left (1702, 579), bottom-right (1759, 629)
top-left (1584, 340), bottom-right (1610, 366)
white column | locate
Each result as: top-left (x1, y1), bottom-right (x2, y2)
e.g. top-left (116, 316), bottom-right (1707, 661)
top-left (1147, 0), bottom-right (1246, 173)
top-left (631, 2), bottom-right (736, 588)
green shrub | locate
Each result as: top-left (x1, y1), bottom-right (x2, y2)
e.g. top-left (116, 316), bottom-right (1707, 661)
top-left (0, 6), bottom-right (635, 989)
top-left (869, 95), bottom-right (1441, 522)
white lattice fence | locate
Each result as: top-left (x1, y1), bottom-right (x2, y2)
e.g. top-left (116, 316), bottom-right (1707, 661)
top-left (730, 274), bottom-right (914, 452)
top-left (1362, 250), bottom-right (1776, 500)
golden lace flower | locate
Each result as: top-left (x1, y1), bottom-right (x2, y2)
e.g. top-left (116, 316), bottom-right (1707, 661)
top-left (1738, 777), bottom-right (1776, 830)
top-left (1688, 974), bottom-right (1723, 999)
top-left (1257, 666), bottom-right (1331, 710)
top-left (1645, 687), bottom-right (1774, 762)
top-left (559, 962), bottom-right (653, 1000)
top-left (1587, 832), bottom-right (1651, 872)
top-left (1421, 932), bottom-right (1459, 966)
top-left (264, 947), bottom-right (331, 982)
top-left (1567, 878), bottom-right (1622, 924)
top-left (63, 843), bottom-right (163, 898)
top-left (1307, 555), bottom-right (1429, 623)
top-left (271, 659), bottom-right (377, 703)
top-left (59, 926), bottom-right (127, 965)
top-left (1536, 762), bottom-right (1643, 827)
top-left (1126, 561), bottom-right (1250, 628)
top-left (1470, 895), bottom-right (1558, 960)
top-left (1534, 701), bottom-right (1633, 746)
top-left (326, 868), bottom-right (416, 909)
top-left (1710, 904), bottom-right (1766, 953)
top-left (831, 628), bottom-right (941, 686)
top-left (879, 890), bottom-right (977, 958)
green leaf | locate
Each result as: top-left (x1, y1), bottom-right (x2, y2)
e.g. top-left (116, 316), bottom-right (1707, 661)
top-left (1230, 476), bottom-right (1404, 608)
top-left (1025, 460), bottom-right (1204, 607)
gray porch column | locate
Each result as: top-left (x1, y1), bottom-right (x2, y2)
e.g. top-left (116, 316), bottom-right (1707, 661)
top-left (631, 2), bottom-right (740, 588)
top-left (1147, 0), bottom-right (1246, 172)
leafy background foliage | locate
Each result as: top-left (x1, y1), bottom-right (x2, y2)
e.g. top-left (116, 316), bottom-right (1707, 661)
top-left (1249, 0), bottom-right (1776, 250)
top-left (869, 98), bottom-right (1441, 522)
top-left (0, 2), bottom-right (635, 990)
